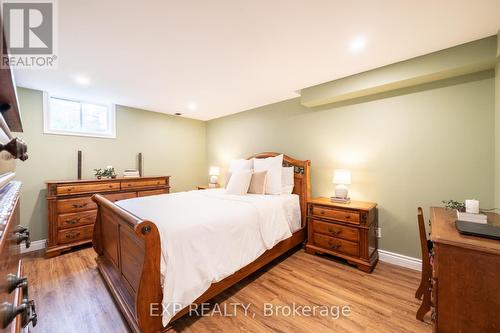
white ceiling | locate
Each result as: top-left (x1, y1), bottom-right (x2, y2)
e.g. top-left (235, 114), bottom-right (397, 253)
top-left (14, 0), bottom-right (500, 121)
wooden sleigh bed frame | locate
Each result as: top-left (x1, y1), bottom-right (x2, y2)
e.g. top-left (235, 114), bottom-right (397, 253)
top-left (91, 152), bottom-right (311, 333)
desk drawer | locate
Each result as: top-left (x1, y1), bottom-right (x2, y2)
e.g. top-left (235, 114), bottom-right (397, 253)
top-left (312, 206), bottom-right (360, 224)
top-left (57, 210), bottom-right (97, 229)
top-left (56, 182), bottom-right (120, 196)
top-left (312, 219), bottom-right (359, 242)
top-left (313, 233), bottom-right (359, 257)
top-left (121, 179), bottom-right (167, 189)
top-left (57, 224), bottom-right (94, 244)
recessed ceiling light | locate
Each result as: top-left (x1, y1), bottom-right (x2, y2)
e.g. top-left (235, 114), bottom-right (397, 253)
top-left (187, 102), bottom-right (197, 111)
top-left (75, 75), bottom-right (90, 86)
top-left (349, 36), bottom-right (367, 53)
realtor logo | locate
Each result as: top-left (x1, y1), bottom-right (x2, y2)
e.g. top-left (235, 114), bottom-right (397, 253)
top-left (1, 0), bottom-right (57, 68)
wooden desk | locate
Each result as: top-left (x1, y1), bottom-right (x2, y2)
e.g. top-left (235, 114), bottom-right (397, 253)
top-left (430, 207), bottom-right (500, 332)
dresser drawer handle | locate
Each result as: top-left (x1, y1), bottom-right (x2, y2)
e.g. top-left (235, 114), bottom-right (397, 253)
top-left (328, 228), bottom-right (341, 235)
top-left (319, 210), bottom-right (325, 215)
top-left (127, 184), bottom-right (132, 187)
top-left (65, 232), bottom-right (81, 239)
top-left (344, 215), bottom-right (350, 219)
top-left (72, 203), bottom-right (88, 209)
top-left (65, 219), bottom-right (80, 225)
top-left (327, 240), bottom-right (340, 250)
top-left (108, 185), bottom-right (113, 188)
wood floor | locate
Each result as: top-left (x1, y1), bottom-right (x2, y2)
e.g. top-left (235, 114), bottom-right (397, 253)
top-left (24, 247), bottom-right (431, 333)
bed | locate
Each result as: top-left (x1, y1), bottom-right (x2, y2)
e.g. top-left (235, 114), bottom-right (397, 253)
top-left (91, 152), bottom-right (311, 333)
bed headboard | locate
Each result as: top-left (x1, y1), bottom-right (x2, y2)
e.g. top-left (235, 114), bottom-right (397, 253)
top-left (247, 152), bottom-right (311, 226)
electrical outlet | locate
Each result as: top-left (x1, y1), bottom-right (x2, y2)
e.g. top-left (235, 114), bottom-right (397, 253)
top-left (376, 228), bottom-right (382, 238)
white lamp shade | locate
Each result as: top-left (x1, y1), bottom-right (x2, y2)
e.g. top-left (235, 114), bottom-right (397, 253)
top-left (333, 169), bottom-right (351, 185)
top-left (209, 166), bottom-right (220, 176)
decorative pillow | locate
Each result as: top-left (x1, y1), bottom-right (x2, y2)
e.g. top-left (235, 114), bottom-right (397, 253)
top-left (253, 154), bottom-right (283, 195)
top-left (229, 159), bottom-right (253, 172)
top-left (225, 170), bottom-right (252, 195)
top-left (281, 167), bottom-right (294, 194)
top-left (248, 171), bottom-right (268, 194)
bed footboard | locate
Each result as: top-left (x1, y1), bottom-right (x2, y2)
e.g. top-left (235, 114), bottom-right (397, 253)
top-left (92, 194), bottom-right (164, 333)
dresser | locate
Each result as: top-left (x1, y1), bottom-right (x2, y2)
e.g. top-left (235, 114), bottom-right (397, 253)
top-left (429, 207), bottom-right (500, 332)
top-left (305, 198), bottom-right (378, 272)
top-left (0, 31), bottom-right (36, 332)
top-left (46, 176), bottom-right (170, 257)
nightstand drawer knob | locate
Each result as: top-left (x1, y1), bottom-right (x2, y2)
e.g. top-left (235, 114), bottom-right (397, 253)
top-left (320, 210), bottom-right (325, 215)
top-left (327, 239), bottom-right (341, 250)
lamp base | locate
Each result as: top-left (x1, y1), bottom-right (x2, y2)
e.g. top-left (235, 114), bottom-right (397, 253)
top-left (330, 197), bottom-right (351, 204)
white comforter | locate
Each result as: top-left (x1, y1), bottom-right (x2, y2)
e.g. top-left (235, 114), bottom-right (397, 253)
top-left (116, 189), bottom-right (295, 325)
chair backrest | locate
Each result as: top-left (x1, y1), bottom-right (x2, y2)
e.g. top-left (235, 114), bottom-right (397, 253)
top-left (417, 207), bottom-right (430, 266)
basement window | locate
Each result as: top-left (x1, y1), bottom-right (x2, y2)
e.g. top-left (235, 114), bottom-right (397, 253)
top-left (43, 93), bottom-right (116, 138)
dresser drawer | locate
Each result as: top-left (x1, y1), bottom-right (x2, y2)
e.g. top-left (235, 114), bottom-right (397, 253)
top-left (137, 189), bottom-right (169, 197)
top-left (57, 210), bottom-right (97, 229)
top-left (56, 182), bottom-right (120, 196)
top-left (312, 219), bottom-right (359, 242)
top-left (57, 224), bottom-right (94, 244)
top-left (105, 191), bottom-right (136, 202)
top-left (121, 179), bottom-right (167, 190)
top-left (312, 206), bottom-right (360, 224)
top-left (57, 196), bottom-right (96, 213)
top-left (313, 233), bottom-right (359, 257)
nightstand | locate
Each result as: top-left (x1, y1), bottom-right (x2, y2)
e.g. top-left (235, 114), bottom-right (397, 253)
top-left (305, 197), bottom-right (378, 272)
top-left (197, 184), bottom-right (220, 190)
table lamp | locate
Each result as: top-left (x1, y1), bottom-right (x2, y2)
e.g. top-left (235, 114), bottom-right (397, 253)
top-left (209, 166), bottom-right (220, 187)
top-left (331, 169), bottom-right (351, 203)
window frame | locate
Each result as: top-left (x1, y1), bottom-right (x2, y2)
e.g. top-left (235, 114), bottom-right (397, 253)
top-left (43, 92), bottom-right (116, 139)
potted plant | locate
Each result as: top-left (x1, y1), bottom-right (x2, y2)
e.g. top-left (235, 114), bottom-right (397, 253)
top-left (442, 200), bottom-right (465, 212)
top-left (94, 168), bottom-right (103, 179)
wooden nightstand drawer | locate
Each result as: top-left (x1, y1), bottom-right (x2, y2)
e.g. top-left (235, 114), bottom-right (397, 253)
top-left (313, 233), bottom-right (359, 257)
top-left (312, 206), bottom-right (360, 224)
top-left (312, 219), bottom-right (359, 242)
top-left (57, 225), bottom-right (94, 244)
top-left (57, 210), bottom-right (97, 229)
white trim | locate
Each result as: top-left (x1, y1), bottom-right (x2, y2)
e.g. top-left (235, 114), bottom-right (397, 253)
top-left (379, 249), bottom-right (422, 271)
top-left (20, 239), bottom-right (46, 254)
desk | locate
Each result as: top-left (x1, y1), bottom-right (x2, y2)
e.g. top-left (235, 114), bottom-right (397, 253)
top-left (430, 207), bottom-right (500, 332)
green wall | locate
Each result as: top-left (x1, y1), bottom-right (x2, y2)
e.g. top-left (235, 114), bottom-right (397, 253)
top-left (14, 88), bottom-right (207, 242)
top-left (206, 72), bottom-right (495, 258)
top-left (496, 62), bottom-right (500, 210)
top-left (495, 34), bottom-right (500, 210)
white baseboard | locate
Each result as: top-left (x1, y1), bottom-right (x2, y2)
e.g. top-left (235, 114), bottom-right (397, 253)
top-left (379, 249), bottom-right (422, 271)
top-left (20, 239), bottom-right (46, 254)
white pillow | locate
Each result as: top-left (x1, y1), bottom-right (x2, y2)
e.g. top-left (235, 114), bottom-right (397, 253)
top-left (226, 170), bottom-right (252, 195)
top-left (281, 167), bottom-right (294, 194)
top-left (229, 159), bottom-right (253, 172)
top-left (253, 154), bottom-right (283, 195)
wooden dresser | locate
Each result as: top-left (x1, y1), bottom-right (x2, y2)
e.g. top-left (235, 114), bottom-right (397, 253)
top-left (430, 207), bottom-right (500, 332)
top-left (305, 198), bottom-right (378, 272)
top-left (46, 176), bottom-right (170, 257)
top-left (0, 27), bottom-right (36, 332)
